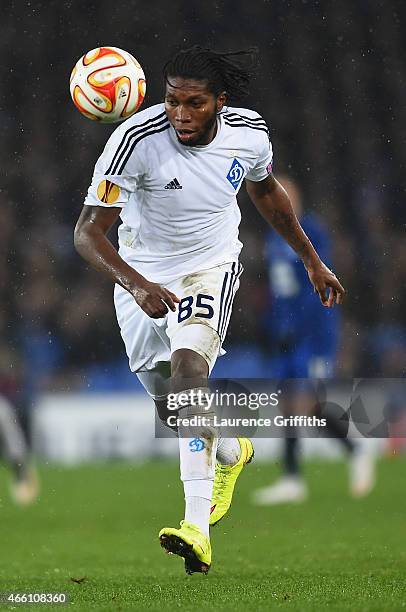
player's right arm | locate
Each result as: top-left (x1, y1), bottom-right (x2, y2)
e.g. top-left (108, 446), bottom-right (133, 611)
top-left (75, 108), bottom-right (179, 318)
top-left (74, 204), bottom-right (179, 318)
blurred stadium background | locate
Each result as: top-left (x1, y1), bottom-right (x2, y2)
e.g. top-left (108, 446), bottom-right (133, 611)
top-left (1, 1), bottom-right (406, 608)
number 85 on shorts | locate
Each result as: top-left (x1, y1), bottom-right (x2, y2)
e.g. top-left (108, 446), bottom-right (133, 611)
top-left (178, 294), bottom-right (214, 322)
top-left (169, 261), bottom-right (243, 344)
top-left (114, 261), bottom-right (243, 375)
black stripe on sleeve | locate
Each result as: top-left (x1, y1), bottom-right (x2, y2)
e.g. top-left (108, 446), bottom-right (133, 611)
top-left (106, 111), bottom-right (167, 174)
top-left (116, 123), bottom-right (171, 175)
top-left (224, 112), bottom-right (267, 126)
top-left (223, 119), bottom-right (270, 135)
top-left (111, 116), bottom-right (169, 174)
top-left (225, 112), bottom-right (265, 120)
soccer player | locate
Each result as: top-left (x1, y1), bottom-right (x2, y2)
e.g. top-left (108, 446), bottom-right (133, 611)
top-left (74, 47), bottom-right (345, 574)
top-left (252, 176), bottom-right (375, 505)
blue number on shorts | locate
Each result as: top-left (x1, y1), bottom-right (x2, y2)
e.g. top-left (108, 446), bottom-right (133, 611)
top-left (178, 296), bottom-right (194, 322)
top-left (195, 294), bottom-right (214, 319)
top-left (177, 294), bottom-right (215, 323)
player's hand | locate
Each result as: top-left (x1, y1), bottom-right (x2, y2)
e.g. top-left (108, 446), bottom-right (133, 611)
top-left (130, 280), bottom-right (181, 318)
top-left (306, 261), bottom-right (345, 307)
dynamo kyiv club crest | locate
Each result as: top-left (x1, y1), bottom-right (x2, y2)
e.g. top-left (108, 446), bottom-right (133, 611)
top-left (189, 438), bottom-right (205, 452)
top-left (226, 158), bottom-right (245, 190)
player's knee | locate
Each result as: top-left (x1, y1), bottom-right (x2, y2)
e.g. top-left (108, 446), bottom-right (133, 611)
top-left (170, 324), bottom-right (221, 392)
top-left (171, 348), bottom-right (208, 391)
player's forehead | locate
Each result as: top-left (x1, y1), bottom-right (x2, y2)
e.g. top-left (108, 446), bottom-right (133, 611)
top-left (165, 76), bottom-right (212, 100)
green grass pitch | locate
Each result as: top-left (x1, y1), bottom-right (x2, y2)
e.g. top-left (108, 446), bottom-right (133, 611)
top-left (0, 456), bottom-right (405, 611)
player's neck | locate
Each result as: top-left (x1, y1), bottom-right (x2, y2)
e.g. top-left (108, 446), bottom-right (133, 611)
top-left (196, 118), bottom-right (218, 147)
top-left (209, 120), bottom-right (218, 143)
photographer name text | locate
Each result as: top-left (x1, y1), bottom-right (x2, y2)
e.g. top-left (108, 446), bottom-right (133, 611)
top-left (166, 415), bottom-right (327, 428)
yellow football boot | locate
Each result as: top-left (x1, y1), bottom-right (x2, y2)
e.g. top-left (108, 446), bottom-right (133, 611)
top-left (210, 437), bottom-right (254, 526)
top-left (159, 521), bottom-right (211, 574)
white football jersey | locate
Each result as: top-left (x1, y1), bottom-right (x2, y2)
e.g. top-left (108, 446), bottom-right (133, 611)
top-left (84, 102), bottom-right (273, 283)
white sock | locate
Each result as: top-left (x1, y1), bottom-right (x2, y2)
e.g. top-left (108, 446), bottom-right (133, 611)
top-left (184, 480), bottom-right (212, 537)
top-left (216, 437), bottom-right (241, 466)
top-left (179, 437), bottom-right (216, 537)
top-left (177, 391), bottom-right (218, 538)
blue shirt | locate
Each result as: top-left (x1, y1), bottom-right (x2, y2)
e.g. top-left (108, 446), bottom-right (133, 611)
top-left (265, 213), bottom-right (339, 358)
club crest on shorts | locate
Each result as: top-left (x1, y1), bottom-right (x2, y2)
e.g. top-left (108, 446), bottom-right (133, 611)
top-left (189, 438), bottom-right (205, 452)
top-left (226, 158), bottom-right (245, 190)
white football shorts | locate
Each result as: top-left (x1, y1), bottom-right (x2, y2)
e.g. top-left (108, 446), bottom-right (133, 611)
top-left (114, 261), bottom-right (243, 397)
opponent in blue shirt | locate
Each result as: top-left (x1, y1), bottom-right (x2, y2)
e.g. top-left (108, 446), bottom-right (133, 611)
top-left (265, 181), bottom-right (338, 378)
top-left (253, 176), bottom-right (375, 504)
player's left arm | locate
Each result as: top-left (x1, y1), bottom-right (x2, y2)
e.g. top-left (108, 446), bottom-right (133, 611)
top-left (246, 174), bottom-right (345, 307)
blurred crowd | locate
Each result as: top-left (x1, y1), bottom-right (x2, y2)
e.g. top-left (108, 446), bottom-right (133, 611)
top-left (2, 0), bottom-right (405, 405)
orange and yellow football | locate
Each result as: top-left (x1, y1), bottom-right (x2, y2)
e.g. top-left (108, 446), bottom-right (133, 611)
top-left (69, 46), bottom-right (146, 123)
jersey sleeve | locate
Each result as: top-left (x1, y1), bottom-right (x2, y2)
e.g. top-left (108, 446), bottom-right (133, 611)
top-left (84, 124), bottom-right (145, 208)
top-left (245, 132), bottom-right (274, 182)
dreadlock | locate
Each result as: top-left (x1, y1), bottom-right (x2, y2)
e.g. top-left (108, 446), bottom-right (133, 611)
top-left (163, 46), bottom-right (257, 103)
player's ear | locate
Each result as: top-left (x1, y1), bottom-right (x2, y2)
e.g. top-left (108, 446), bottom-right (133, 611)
top-left (216, 91), bottom-right (227, 112)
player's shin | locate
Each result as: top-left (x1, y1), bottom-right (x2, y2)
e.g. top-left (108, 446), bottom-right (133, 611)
top-left (177, 389), bottom-right (218, 537)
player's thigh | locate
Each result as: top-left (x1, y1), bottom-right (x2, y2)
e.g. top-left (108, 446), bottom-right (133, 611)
top-left (114, 284), bottom-right (171, 373)
top-left (167, 262), bottom-right (243, 372)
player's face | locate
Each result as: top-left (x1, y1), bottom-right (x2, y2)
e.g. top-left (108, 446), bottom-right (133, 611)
top-left (165, 77), bottom-right (226, 146)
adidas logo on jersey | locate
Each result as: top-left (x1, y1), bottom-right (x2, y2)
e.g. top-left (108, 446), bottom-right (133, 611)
top-left (164, 178), bottom-right (183, 190)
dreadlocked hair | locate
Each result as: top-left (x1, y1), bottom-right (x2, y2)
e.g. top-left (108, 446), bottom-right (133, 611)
top-left (163, 46), bottom-right (258, 103)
